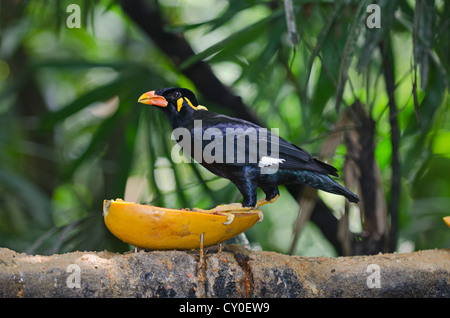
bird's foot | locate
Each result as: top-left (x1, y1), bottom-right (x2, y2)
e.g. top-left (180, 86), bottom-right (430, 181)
top-left (256, 194), bottom-right (280, 207)
top-left (192, 203), bottom-right (263, 225)
top-left (209, 203), bottom-right (263, 224)
top-left (192, 206), bottom-right (237, 225)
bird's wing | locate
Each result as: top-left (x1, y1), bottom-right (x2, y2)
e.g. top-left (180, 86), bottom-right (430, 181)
top-left (266, 135), bottom-right (339, 176)
top-left (189, 112), bottom-right (338, 176)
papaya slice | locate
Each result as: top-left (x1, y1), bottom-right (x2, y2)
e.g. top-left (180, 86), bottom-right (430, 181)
top-left (444, 216), bottom-right (450, 228)
top-left (103, 199), bottom-right (261, 250)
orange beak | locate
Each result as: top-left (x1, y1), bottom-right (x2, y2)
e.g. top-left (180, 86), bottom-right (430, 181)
top-left (137, 90), bottom-right (168, 107)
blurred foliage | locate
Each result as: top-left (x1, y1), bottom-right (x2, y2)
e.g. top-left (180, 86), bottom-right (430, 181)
top-left (0, 0), bottom-right (448, 256)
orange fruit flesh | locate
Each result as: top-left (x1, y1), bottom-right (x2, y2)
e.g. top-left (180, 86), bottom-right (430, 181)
top-left (444, 216), bottom-right (450, 228)
top-left (103, 199), bottom-right (261, 250)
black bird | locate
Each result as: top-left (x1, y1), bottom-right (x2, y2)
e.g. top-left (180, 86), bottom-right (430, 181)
top-left (138, 87), bottom-right (359, 222)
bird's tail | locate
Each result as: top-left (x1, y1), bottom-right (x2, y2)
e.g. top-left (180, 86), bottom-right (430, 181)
top-left (296, 171), bottom-right (359, 203)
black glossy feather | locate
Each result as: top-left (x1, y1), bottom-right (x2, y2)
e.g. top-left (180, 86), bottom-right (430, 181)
top-left (188, 111), bottom-right (338, 176)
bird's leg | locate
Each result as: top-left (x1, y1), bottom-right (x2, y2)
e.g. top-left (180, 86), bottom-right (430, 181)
top-left (216, 178), bottom-right (264, 224)
top-left (192, 204), bottom-right (261, 225)
top-left (193, 171), bottom-right (266, 224)
top-left (256, 194), bottom-right (279, 207)
top-left (257, 186), bottom-right (280, 207)
top-left (210, 203), bottom-right (263, 225)
top-left (192, 177), bottom-right (263, 225)
top-left (191, 205), bottom-right (241, 225)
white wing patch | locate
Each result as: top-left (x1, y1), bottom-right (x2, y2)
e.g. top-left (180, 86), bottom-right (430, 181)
top-left (258, 156), bottom-right (285, 168)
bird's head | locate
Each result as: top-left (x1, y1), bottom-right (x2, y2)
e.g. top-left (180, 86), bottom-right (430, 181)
top-left (138, 87), bottom-right (207, 127)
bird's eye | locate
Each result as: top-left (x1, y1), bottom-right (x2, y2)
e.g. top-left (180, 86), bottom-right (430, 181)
top-left (172, 91), bottom-right (182, 99)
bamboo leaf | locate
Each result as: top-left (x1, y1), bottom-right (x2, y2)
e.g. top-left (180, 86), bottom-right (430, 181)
top-left (62, 106), bottom-right (120, 181)
top-left (357, 0), bottom-right (399, 72)
top-left (402, 63), bottom-right (447, 181)
top-left (433, 0), bottom-right (450, 85)
top-left (165, 20), bottom-right (215, 33)
top-left (335, 0), bottom-right (371, 112)
top-left (0, 168), bottom-right (53, 228)
top-left (112, 103), bottom-right (141, 198)
top-left (207, 1), bottom-right (255, 32)
top-left (413, 0), bottom-right (436, 90)
top-left (156, 113), bottom-right (189, 208)
top-left (39, 77), bottom-right (127, 131)
top-left (304, 0), bottom-right (344, 90)
top-left (180, 9), bottom-right (283, 70)
top-left (165, 1), bottom-right (253, 33)
top-left (232, 17), bottom-right (284, 83)
top-left (144, 109), bottom-right (163, 206)
top-left (32, 60), bottom-right (134, 70)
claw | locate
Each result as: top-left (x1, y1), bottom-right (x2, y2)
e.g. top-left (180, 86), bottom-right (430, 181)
top-left (256, 210), bottom-right (264, 223)
top-left (192, 203), bottom-right (262, 225)
top-left (222, 213), bottom-right (235, 225)
top-left (256, 194), bottom-right (280, 208)
top-left (210, 202), bottom-right (251, 212)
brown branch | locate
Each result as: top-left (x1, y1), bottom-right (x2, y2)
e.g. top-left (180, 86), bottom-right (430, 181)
top-left (380, 38), bottom-right (401, 253)
top-left (1, 246), bottom-right (448, 298)
top-left (344, 101), bottom-right (389, 255)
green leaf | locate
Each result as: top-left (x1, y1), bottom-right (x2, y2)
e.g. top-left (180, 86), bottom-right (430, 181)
top-left (39, 76), bottom-right (127, 131)
top-left (207, 1), bottom-right (255, 32)
top-left (402, 63), bottom-right (447, 181)
top-left (310, 3), bottom-right (348, 116)
top-left (0, 168), bottom-right (53, 228)
top-left (112, 103), bottom-right (141, 198)
top-left (335, 0), bottom-right (372, 111)
top-left (165, 1), bottom-right (254, 33)
top-left (303, 0), bottom-right (345, 89)
top-left (31, 60), bottom-right (134, 70)
top-left (62, 105), bottom-right (121, 181)
top-left (413, 0), bottom-right (436, 90)
top-left (232, 17), bottom-right (284, 83)
top-left (156, 111), bottom-right (189, 208)
top-left (144, 109), bottom-right (163, 206)
top-left (165, 20), bottom-right (215, 33)
top-left (357, 0), bottom-right (399, 72)
top-left (180, 9), bottom-right (283, 70)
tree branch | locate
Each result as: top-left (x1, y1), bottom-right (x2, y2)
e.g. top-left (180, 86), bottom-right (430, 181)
top-left (1, 246), bottom-right (448, 297)
top-left (344, 101), bottom-right (389, 255)
top-left (380, 37), bottom-right (401, 253)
